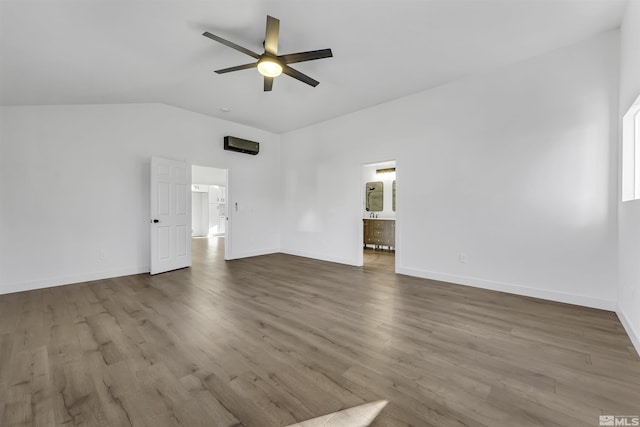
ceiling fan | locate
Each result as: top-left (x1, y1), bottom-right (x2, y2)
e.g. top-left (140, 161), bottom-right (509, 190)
top-left (203, 15), bottom-right (333, 92)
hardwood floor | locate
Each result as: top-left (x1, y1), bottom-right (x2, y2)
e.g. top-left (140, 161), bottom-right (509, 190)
top-left (363, 247), bottom-right (395, 273)
top-left (1, 237), bottom-right (639, 426)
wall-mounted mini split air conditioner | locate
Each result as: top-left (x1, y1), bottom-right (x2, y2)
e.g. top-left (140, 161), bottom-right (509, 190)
top-left (224, 136), bottom-right (259, 155)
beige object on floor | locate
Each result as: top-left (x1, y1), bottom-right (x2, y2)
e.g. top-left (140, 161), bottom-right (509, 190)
top-left (286, 400), bottom-right (388, 427)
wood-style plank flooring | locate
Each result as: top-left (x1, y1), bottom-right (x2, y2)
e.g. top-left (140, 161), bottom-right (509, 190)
top-left (1, 238), bottom-right (639, 426)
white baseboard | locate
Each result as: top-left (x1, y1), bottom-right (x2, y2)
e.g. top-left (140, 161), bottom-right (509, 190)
top-left (226, 247), bottom-right (279, 260)
top-left (0, 265), bottom-right (150, 296)
top-left (280, 248), bottom-right (358, 266)
top-left (396, 266), bottom-right (617, 311)
top-left (617, 308), bottom-right (640, 357)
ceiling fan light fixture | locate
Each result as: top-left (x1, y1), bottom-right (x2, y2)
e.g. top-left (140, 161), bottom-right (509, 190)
top-left (257, 57), bottom-right (283, 77)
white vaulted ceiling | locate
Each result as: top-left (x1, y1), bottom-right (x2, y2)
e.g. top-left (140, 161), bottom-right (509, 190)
top-left (0, 0), bottom-right (628, 133)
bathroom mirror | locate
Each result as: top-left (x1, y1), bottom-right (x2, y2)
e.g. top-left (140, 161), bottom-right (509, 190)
top-left (366, 181), bottom-right (384, 212)
top-left (392, 180), bottom-right (396, 212)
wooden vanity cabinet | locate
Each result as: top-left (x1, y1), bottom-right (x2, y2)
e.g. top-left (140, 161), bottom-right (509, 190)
top-left (363, 219), bottom-right (395, 250)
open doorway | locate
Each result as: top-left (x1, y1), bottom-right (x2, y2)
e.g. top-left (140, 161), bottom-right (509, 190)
top-left (192, 165), bottom-right (229, 260)
top-left (361, 160), bottom-right (396, 272)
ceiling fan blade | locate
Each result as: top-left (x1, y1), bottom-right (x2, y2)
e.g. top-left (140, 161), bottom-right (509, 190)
top-left (215, 62), bottom-right (258, 74)
top-left (283, 65), bottom-right (320, 87)
top-left (203, 32), bottom-right (260, 59)
top-left (279, 49), bottom-right (333, 65)
top-left (264, 76), bottom-right (274, 92)
top-left (264, 15), bottom-right (280, 55)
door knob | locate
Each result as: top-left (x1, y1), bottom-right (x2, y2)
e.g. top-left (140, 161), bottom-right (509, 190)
top-left (152, 219), bottom-right (159, 223)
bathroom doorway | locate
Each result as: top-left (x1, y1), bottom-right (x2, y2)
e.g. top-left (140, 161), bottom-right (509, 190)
top-left (361, 160), bottom-right (396, 271)
top-left (192, 165), bottom-right (229, 259)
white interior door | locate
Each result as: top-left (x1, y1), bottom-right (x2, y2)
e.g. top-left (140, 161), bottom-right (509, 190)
top-left (150, 157), bottom-right (192, 275)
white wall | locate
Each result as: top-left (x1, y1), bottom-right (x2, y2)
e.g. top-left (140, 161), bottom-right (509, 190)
top-left (0, 103), bottom-right (281, 295)
top-left (281, 30), bottom-right (619, 310)
top-left (193, 165), bottom-right (227, 186)
top-left (191, 191), bottom-right (209, 237)
top-left (618, 0), bottom-right (640, 354)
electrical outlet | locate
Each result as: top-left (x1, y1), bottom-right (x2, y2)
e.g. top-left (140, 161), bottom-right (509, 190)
top-left (459, 253), bottom-right (468, 264)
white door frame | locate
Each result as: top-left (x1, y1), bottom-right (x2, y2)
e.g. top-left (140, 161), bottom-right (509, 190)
top-left (359, 159), bottom-right (398, 272)
top-left (224, 168), bottom-right (231, 260)
top-left (190, 164), bottom-right (231, 260)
